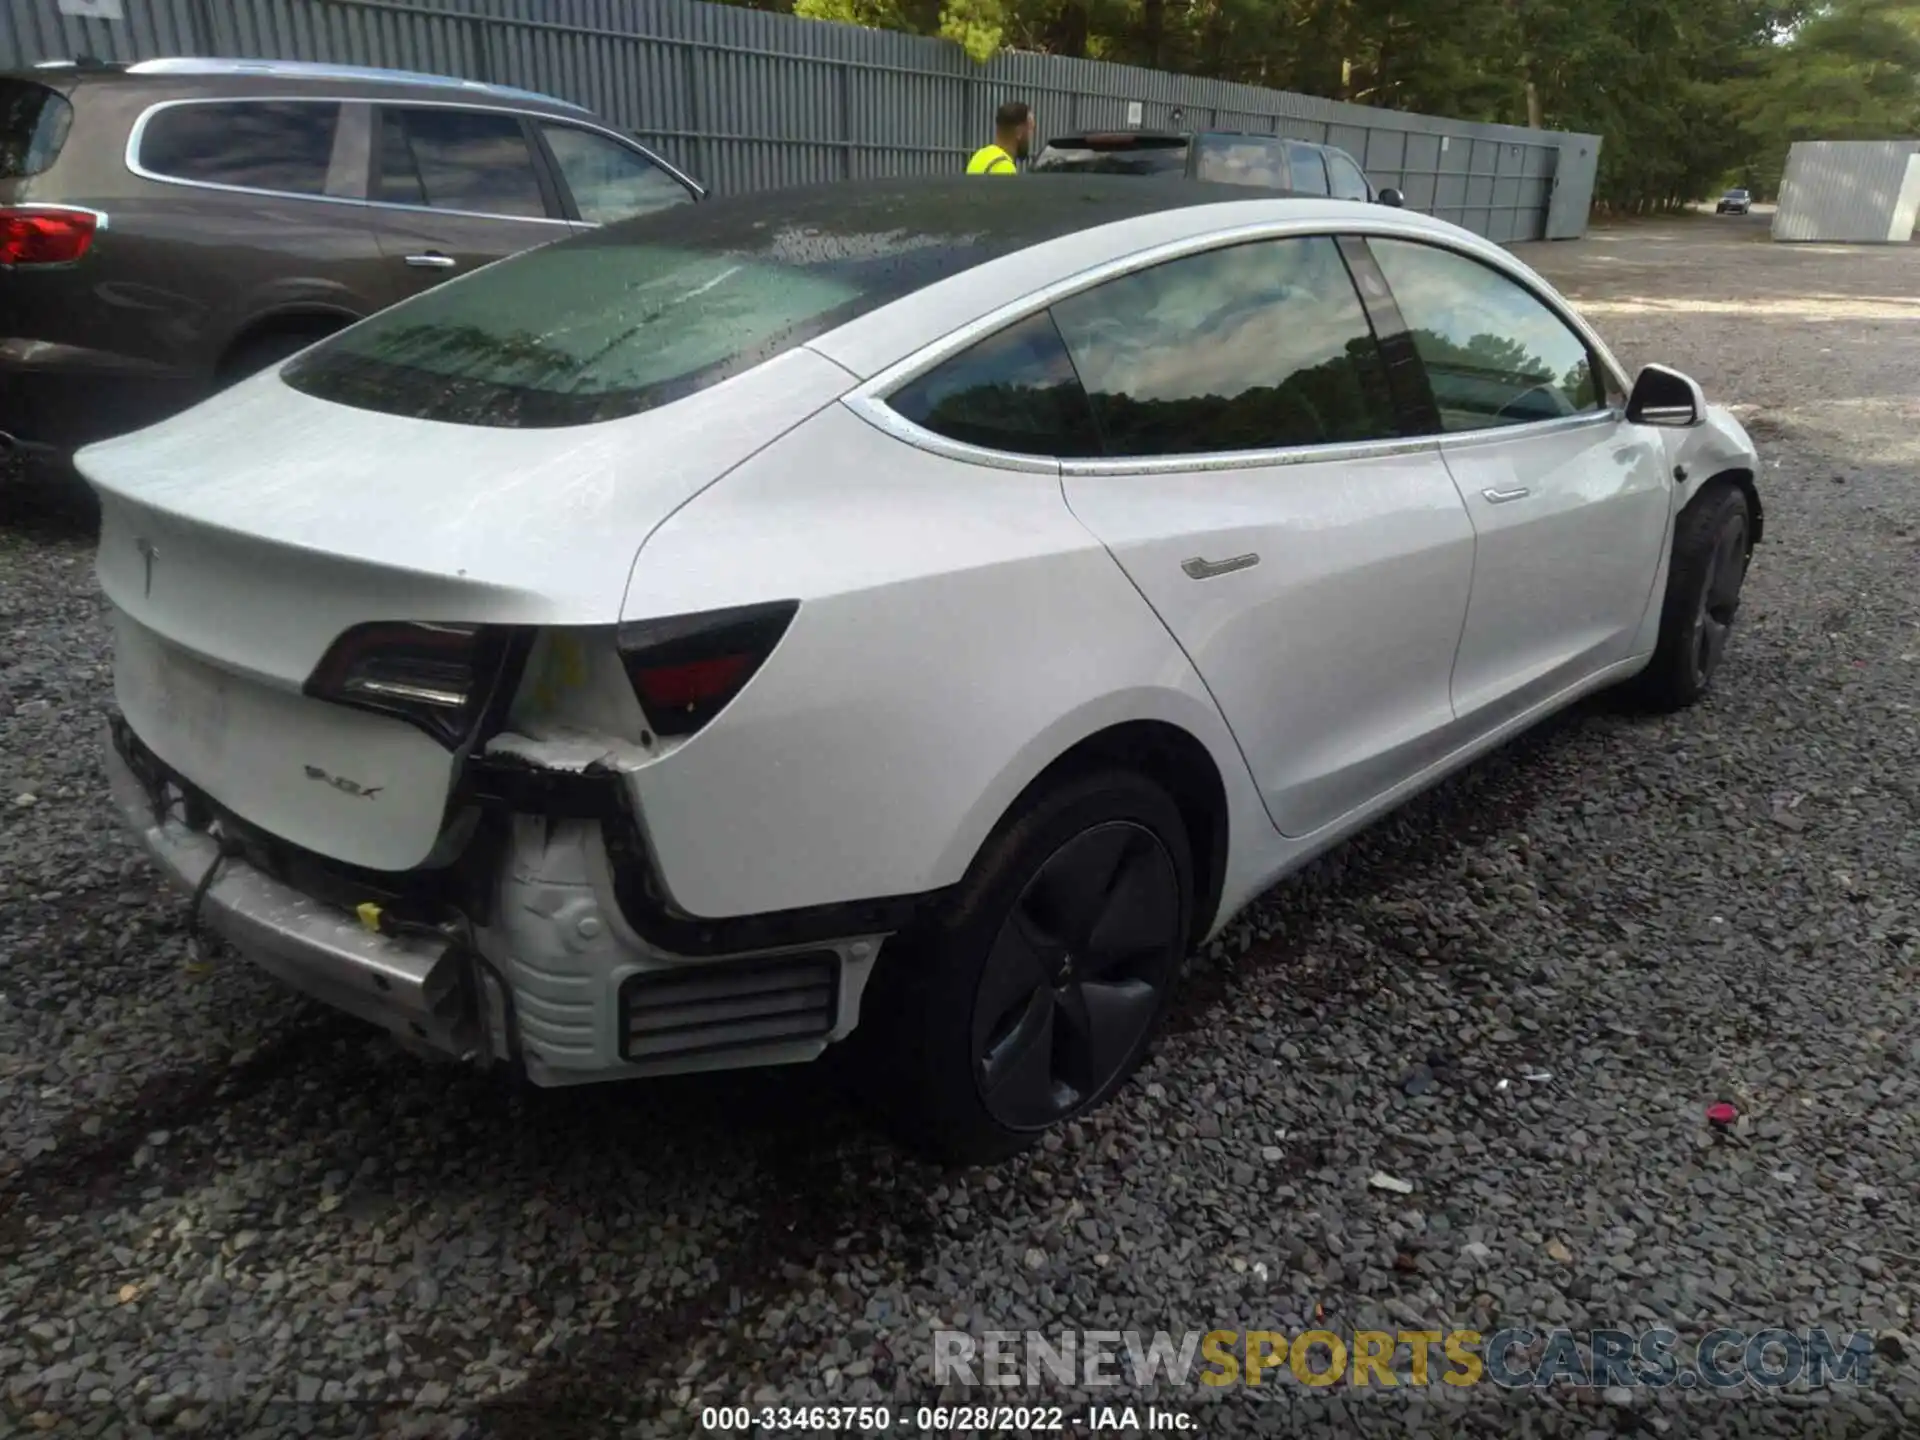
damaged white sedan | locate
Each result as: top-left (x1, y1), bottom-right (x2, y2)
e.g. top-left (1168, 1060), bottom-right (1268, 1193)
top-left (87, 177), bottom-right (1761, 1161)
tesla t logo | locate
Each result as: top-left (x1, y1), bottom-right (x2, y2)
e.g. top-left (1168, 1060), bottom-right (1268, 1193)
top-left (304, 764), bottom-right (383, 799)
top-left (135, 537), bottom-right (158, 597)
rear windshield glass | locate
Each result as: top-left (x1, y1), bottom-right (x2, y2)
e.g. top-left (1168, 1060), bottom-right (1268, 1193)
top-left (0, 80), bottom-right (75, 178)
top-left (1032, 140), bottom-right (1188, 177)
top-left (282, 177), bottom-right (1228, 428)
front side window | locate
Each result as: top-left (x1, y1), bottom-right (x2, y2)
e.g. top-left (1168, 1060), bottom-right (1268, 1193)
top-left (540, 123), bottom-right (692, 224)
top-left (1286, 144), bottom-right (1331, 196)
top-left (1368, 238), bottom-right (1600, 431)
top-left (137, 100), bottom-right (339, 195)
top-left (1327, 151), bottom-right (1371, 202)
top-left (888, 310), bottom-right (1100, 458)
top-left (1193, 135), bottom-right (1290, 190)
top-left (376, 107), bottom-right (547, 219)
top-left (0, 80), bottom-right (74, 178)
top-left (1048, 235), bottom-right (1398, 457)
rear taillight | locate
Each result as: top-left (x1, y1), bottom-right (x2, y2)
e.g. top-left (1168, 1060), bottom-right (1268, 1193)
top-left (0, 206), bottom-right (101, 266)
top-left (617, 601), bottom-right (798, 739)
top-left (306, 621), bottom-right (508, 747)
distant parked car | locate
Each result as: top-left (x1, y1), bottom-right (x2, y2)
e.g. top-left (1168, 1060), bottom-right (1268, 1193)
top-left (1716, 189), bottom-right (1752, 215)
top-left (0, 56), bottom-right (703, 484)
top-left (1032, 129), bottom-right (1405, 208)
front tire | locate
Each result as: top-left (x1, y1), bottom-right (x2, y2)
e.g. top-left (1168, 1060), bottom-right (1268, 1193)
top-left (1630, 482), bottom-right (1753, 711)
top-left (857, 769), bottom-right (1194, 1164)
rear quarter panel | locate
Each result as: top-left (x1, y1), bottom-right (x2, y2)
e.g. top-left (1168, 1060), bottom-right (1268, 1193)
top-left (616, 401), bottom-right (1277, 926)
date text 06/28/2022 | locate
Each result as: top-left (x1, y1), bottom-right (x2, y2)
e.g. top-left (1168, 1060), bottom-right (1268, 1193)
top-left (699, 1405), bottom-right (1191, 1432)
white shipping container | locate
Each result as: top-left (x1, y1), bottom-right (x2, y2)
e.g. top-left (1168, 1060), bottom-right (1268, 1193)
top-left (1773, 139), bottom-right (1920, 243)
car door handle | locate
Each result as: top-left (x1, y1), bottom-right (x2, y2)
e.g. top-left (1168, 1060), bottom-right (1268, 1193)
top-left (404, 252), bottom-right (458, 269)
top-left (1481, 486), bottom-right (1532, 504)
top-left (1182, 553), bottom-right (1260, 580)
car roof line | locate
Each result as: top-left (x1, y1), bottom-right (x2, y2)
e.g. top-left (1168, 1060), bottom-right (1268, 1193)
top-left (99, 56), bottom-right (587, 111)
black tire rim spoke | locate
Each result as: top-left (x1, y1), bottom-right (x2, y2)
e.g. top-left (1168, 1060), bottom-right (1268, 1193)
top-left (1694, 512), bottom-right (1748, 683)
top-left (972, 820), bottom-right (1181, 1130)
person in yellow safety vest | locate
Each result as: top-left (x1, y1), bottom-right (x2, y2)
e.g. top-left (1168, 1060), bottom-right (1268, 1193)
top-left (967, 101), bottom-right (1034, 175)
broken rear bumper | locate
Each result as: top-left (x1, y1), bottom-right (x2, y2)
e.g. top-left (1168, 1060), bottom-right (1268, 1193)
top-left (105, 724), bottom-right (485, 1058)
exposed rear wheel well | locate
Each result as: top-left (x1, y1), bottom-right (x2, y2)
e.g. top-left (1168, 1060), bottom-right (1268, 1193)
top-left (1017, 720), bottom-right (1229, 951)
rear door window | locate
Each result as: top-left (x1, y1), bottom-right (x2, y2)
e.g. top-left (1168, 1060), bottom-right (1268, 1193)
top-left (1286, 144), bottom-right (1331, 196)
top-left (888, 310), bottom-right (1101, 458)
top-left (1327, 151), bottom-right (1372, 201)
top-left (1193, 136), bottom-right (1290, 189)
top-left (1049, 235), bottom-right (1399, 455)
top-left (0, 79), bottom-right (74, 178)
top-left (137, 100), bottom-right (340, 195)
top-left (538, 123), bottom-right (694, 224)
top-left (376, 107), bottom-right (549, 219)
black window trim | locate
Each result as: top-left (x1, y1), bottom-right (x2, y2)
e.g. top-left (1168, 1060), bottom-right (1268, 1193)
top-left (124, 94), bottom-right (694, 225)
top-left (527, 115), bottom-right (702, 226)
top-left (1352, 232), bottom-right (1625, 438)
top-left (852, 218), bottom-right (1636, 476)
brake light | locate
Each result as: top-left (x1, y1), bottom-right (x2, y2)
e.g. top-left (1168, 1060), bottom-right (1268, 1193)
top-left (306, 621), bottom-right (508, 747)
top-left (0, 207), bottom-right (100, 266)
top-left (616, 601), bottom-right (798, 738)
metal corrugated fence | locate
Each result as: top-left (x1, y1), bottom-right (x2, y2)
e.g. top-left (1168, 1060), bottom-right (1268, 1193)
top-left (3, 0), bottom-right (1600, 240)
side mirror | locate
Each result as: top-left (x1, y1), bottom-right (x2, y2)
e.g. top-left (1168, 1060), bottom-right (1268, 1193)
top-left (1377, 187), bottom-right (1405, 208)
top-left (1625, 363), bottom-right (1706, 428)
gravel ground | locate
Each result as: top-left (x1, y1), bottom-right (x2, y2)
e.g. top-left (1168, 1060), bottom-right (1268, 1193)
top-left (4, 213), bottom-right (1919, 1438)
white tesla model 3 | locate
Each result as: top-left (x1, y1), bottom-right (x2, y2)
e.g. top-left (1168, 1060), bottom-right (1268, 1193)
top-left (84, 177), bottom-right (1762, 1161)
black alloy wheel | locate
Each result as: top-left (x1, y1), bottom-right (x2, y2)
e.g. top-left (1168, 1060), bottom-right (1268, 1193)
top-left (971, 821), bottom-right (1183, 1131)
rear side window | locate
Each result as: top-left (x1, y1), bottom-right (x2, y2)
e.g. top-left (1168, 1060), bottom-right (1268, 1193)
top-left (1286, 144), bottom-right (1331, 196)
top-left (1327, 151), bottom-right (1371, 202)
top-left (377, 107), bottom-right (547, 219)
top-left (0, 80), bottom-right (74, 178)
top-left (137, 100), bottom-right (339, 195)
top-left (1049, 235), bottom-right (1398, 456)
top-left (1193, 136), bottom-right (1289, 189)
top-left (540, 123), bottom-right (692, 224)
top-left (889, 311), bottom-right (1100, 458)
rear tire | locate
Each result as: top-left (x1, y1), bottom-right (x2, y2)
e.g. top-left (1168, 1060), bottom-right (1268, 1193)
top-left (1628, 482), bottom-right (1752, 712)
top-left (856, 769), bottom-right (1193, 1165)
top-left (216, 324), bottom-right (338, 389)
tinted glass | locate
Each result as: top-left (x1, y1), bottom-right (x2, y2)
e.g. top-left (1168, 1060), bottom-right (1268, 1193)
top-left (1369, 238), bottom-right (1600, 432)
top-left (1193, 135), bottom-right (1289, 189)
top-left (1050, 236), bottom-right (1398, 456)
top-left (138, 100), bottom-right (338, 195)
top-left (890, 311), bottom-right (1099, 458)
top-left (1286, 144), bottom-right (1330, 196)
top-left (1327, 151), bottom-right (1371, 201)
top-left (0, 80), bottom-right (73, 178)
top-left (377, 107), bottom-right (546, 218)
top-left (283, 178), bottom-right (1200, 428)
top-left (541, 123), bottom-right (692, 224)
top-left (1032, 140), bottom-right (1189, 177)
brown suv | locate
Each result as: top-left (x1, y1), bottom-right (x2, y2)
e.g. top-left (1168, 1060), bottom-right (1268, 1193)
top-left (1, 57), bottom-right (703, 480)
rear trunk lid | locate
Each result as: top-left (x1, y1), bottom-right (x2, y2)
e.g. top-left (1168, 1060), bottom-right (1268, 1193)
top-left (83, 349), bottom-right (850, 870)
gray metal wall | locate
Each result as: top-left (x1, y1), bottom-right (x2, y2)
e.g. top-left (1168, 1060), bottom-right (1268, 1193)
top-left (3, 0), bottom-right (1600, 241)
top-left (1773, 140), bottom-right (1920, 243)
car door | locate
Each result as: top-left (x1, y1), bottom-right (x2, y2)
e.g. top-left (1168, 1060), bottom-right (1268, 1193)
top-left (366, 103), bottom-right (569, 304)
top-left (1049, 234), bottom-right (1478, 838)
top-left (1325, 148), bottom-right (1375, 203)
top-left (531, 120), bottom-right (699, 231)
top-left (1363, 236), bottom-right (1671, 726)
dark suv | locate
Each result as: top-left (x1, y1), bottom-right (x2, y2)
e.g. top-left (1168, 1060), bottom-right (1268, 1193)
top-left (1031, 129), bottom-right (1404, 206)
top-left (1, 57), bottom-right (703, 479)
